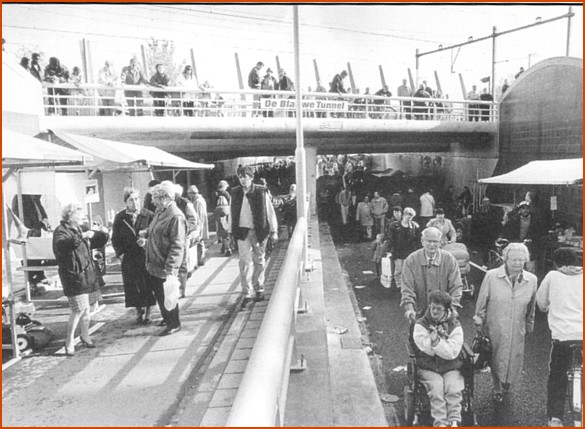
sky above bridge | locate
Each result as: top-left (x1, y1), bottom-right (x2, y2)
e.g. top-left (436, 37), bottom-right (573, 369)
top-left (3, 3), bottom-right (583, 99)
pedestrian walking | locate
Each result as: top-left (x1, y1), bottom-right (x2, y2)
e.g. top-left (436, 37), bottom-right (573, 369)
top-left (229, 165), bottom-right (279, 310)
top-left (356, 194), bottom-right (374, 241)
top-left (387, 207), bottom-right (420, 291)
top-left (473, 242), bottom-right (537, 403)
top-left (187, 185), bottom-right (209, 266)
top-left (401, 227), bottom-right (462, 321)
top-left (536, 248), bottom-right (583, 427)
top-left (213, 180), bottom-right (232, 256)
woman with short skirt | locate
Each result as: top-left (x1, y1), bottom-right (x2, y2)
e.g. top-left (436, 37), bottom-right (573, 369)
top-left (112, 188), bottom-right (155, 324)
top-left (53, 203), bottom-right (109, 355)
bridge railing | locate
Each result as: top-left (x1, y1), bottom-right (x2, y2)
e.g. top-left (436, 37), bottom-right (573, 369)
top-left (225, 203), bottom-right (311, 426)
top-left (41, 83), bottom-right (499, 122)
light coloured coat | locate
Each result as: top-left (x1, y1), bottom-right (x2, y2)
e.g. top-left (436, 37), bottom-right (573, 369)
top-left (474, 265), bottom-right (537, 384)
top-left (356, 201), bottom-right (374, 226)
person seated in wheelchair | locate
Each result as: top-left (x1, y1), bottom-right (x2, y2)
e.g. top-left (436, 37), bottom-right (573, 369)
top-left (413, 290), bottom-right (465, 427)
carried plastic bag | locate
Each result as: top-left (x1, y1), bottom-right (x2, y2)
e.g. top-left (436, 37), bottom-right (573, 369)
top-left (380, 253), bottom-right (392, 288)
top-left (163, 276), bottom-right (180, 311)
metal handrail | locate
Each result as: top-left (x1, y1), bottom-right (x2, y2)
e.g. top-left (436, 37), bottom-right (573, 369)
top-left (226, 212), bottom-right (309, 426)
top-left (40, 82), bottom-right (499, 122)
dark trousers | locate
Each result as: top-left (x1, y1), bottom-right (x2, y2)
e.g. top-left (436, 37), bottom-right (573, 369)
top-left (146, 271), bottom-right (180, 329)
top-left (400, 101), bottom-right (412, 119)
top-left (125, 91), bottom-right (144, 116)
top-left (182, 101), bottom-right (194, 117)
top-left (547, 340), bottom-right (582, 420)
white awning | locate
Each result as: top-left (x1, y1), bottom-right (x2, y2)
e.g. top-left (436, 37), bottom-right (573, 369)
top-left (2, 127), bottom-right (90, 167)
top-left (51, 130), bottom-right (214, 170)
top-left (479, 158), bottom-right (583, 185)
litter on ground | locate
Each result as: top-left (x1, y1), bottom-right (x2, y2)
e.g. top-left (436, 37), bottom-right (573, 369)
top-left (380, 393), bottom-right (400, 403)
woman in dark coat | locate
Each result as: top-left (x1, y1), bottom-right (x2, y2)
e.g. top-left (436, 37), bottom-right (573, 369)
top-left (53, 203), bottom-right (109, 355)
top-left (112, 188), bottom-right (155, 324)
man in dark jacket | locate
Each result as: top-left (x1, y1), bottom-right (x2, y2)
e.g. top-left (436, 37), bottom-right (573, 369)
top-left (471, 197), bottom-right (502, 264)
top-left (44, 56), bottom-right (70, 116)
top-left (503, 201), bottom-right (545, 273)
top-left (150, 63), bottom-right (170, 117)
top-left (230, 165), bottom-right (278, 309)
top-left (30, 52), bottom-right (43, 82)
top-left (120, 57), bottom-right (149, 116)
top-left (248, 61), bottom-right (264, 117)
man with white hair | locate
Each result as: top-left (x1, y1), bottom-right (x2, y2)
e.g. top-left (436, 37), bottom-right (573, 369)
top-left (161, 181), bottom-right (199, 298)
top-left (187, 185), bottom-right (209, 266)
top-left (401, 227), bottom-right (463, 321)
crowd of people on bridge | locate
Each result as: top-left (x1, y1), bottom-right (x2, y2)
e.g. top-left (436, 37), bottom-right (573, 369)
top-left (16, 47), bottom-right (508, 120)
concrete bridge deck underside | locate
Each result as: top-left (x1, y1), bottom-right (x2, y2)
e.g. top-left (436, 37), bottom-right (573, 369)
top-left (44, 116), bottom-right (497, 160)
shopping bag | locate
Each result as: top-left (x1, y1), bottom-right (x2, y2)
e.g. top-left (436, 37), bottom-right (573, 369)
top-left (163, 276), bottom-right (180, 311)
top-left (380, 253), bottom-right (392, 288)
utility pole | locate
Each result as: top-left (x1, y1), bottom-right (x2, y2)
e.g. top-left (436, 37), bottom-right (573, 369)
top-left (416, 9), bottom-right (574, 91)
top-left (313, 59), bottom-right (321, 89)
top-left (190, 49), bottom-right (199, 84)
top-left (566, 6), bottom-right (573, 56)
top-left (347, 62), bottom-right (356, 93)
top-left (378, 65), bottom-right (386, 88)
top-left (491, 26), bottom-right (496, 94)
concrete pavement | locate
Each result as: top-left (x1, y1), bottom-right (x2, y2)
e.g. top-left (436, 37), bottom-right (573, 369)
top-left (2, 221), bottom-right (393, 426)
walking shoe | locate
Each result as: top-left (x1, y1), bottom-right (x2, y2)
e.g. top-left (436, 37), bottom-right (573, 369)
top-left (159, 326), bottom-right (181, 336)
top-left (254, 291), bottom-right (265, 302)
top-left (240, 297), bottom-right (253, 310)
top-left (450, 421), bottom-right (460, 427)
top-left (157, 320), bottom-right (167, 327)
top-left (549, 418), bottom-right (563, 427)
top-left (225, 250), bottom-right (232, 257)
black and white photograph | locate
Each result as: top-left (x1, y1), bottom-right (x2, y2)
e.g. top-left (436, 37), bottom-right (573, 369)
top-left (2, 3), bottom-right (583, 427)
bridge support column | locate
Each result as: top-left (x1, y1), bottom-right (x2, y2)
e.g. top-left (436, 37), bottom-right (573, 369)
top-left (304, 146), bottom-right (318, 217)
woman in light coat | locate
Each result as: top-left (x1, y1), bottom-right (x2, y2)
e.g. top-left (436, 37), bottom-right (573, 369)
top-left (356, 194), bottom-right (374, 240)
top-left (473, 242), bottom-right (537, 403)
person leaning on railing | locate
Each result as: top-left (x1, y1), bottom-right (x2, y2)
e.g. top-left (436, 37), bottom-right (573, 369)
top-left (120, 57), bottom-right (149, 116)
top-left (176, 65), bottom-right (199, 117)
top-left (44, 56), bottom-right (70, 116)
top-left (149, 63), bottom-right (170, 117)
top-left (97, 60), bottom-right (118, 116)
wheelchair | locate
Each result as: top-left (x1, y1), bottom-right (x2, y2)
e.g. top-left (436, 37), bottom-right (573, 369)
top-left (404, 338), bottom-right (476, 426)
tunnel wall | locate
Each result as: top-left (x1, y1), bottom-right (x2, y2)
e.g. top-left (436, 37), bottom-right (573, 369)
top-left (491, 57), bottom-right (582, 230)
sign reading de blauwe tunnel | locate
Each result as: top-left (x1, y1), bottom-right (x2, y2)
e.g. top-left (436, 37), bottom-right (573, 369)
top-left (261, 98), bottom-right (349, 111)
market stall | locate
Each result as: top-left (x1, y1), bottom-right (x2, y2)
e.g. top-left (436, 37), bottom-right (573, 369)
top-left (479, 157), bottom-right (583, 272)
top-left (2, 128), bottom-right (91, 360)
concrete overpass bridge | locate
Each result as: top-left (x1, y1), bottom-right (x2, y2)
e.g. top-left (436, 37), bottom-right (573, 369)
top-left (43, 115), bottom-right (497, 161)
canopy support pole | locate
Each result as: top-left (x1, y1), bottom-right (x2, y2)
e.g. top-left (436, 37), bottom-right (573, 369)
top-left (16, 171), bottom-right (32, 303)
top-left (2, 191), bottom-right (20, 359)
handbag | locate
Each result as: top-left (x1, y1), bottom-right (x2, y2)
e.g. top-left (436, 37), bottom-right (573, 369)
top-left (380, 253), bottom-right (392, 288)
top-left (163, 276), bottom-right (180, 311)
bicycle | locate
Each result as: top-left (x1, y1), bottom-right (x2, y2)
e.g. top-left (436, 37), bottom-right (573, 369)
top-left (486, 238), bottom-right (509, 270)
top-left (567, 343), bottom-right (582, 426)
top-left (486, 238), bottom-right (532, 270)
